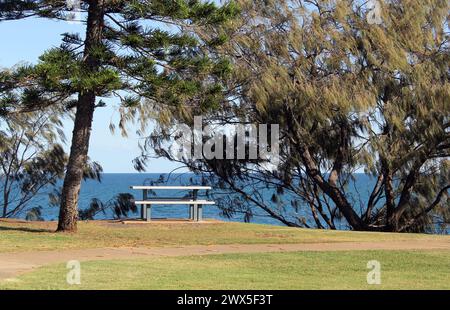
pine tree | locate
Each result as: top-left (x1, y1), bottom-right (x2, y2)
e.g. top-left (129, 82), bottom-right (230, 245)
top-left (0, 0), bottom-right (237, 232)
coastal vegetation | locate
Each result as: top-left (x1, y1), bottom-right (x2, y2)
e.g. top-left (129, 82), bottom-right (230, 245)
top-left (144, 0), bottom-right (450, 233)
top-left (0, 1), bottom-right (448, 233)
top-left (0, 0), bottom-right (237, 232)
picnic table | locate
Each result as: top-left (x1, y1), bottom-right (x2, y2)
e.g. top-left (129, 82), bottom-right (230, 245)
top-left (130, 186), bottom-right (214, 222)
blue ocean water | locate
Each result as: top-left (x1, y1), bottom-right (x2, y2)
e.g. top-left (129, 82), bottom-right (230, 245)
top-left (18, 173), bottom-right (378, 227)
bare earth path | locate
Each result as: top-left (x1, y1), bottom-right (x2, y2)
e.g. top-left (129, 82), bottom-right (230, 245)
top-left (0, 240), bottom-right (449, 280)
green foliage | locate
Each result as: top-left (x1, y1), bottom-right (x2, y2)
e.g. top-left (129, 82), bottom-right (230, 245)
top-left (0, 0), bottom-right (238, 134)
top-left (0, 111), bottom-right (67, 218)
top-left (25, 206), bottom-right (44, 221)
top-left (79, 193), bottom-right (137, 220)
top-left (0, 109), bottom-right (104, 219)
top-left (144, 0), bottom-right (449, 233)
top-left (0, 0), bottom-right (238, 228)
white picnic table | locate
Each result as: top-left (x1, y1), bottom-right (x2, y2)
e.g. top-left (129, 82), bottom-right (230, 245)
top-left (130, 186), bottom-right (214, 221)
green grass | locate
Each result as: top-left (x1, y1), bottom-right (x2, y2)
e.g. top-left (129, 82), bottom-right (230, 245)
top-left (1, 250), bottom-right (449, 290)
top-left (1, 219), bottom-right (448, 253)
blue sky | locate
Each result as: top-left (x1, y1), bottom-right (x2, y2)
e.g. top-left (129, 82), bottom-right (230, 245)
top-left (0, 17), bottom-right (183, 173)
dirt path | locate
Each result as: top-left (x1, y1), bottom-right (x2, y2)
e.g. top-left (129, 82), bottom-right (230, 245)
top-left (1, 240), bottom-right (448, 280)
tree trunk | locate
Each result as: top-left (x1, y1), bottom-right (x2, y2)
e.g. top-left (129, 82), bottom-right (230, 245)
top-left (300, 146), bottom-right (367, 231)
top-left (57, 0), bottom-right (105, 232)
top-left (285, 105), bottom-right (366, 231)
top-left (379, 157), bottom-right (395, 230)
top-left (2, 198), bottom-right (7, 218)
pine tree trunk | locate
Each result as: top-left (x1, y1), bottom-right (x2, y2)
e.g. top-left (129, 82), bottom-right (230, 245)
top-left (57, 0), bottom-right (105, 232)
top-left (57, 94), bottom-right (95, 232)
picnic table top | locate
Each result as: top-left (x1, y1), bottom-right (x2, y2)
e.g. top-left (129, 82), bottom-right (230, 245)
top-left (134, 199), bottom-right (215, 205)
top-left (130, 186), bottom-right (212, 190)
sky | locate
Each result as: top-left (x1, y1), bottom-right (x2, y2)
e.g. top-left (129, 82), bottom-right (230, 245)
top-left (0, 17), bottom-right (184, 173)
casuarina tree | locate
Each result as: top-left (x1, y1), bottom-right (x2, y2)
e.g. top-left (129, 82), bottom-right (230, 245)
top-left (140, 0), bottom-right (449, 233)
top-left (0, 0), bottom-right (237, 232)
top-left (0, 96), bottom-right (103, 220)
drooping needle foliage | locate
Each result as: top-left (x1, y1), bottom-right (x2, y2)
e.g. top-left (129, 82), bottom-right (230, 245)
top-left (142, 0), bottom-right (449, 233)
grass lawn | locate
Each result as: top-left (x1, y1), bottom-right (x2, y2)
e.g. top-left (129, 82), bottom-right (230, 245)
top-left (1, 250), bottom-right (449, 290)
top-left (1, 219), bottom-right (448, 253)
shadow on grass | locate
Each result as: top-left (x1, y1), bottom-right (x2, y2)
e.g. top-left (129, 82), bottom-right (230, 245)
top-left (0, 226), bottom-right (52, 233)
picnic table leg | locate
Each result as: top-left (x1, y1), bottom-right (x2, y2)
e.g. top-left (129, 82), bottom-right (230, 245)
top-left (140, 204), bottom-right (145, 220)
top-left (147, 205), bottom-right (151, 222)
top-left (197, 204), bottom-right (203, 221)
top-left (143, 189), bottom-right (150, 221)
top-left (191, 189), bottom-right (199, 221)
top-left (193, 203), bottom-right (198, 221)
top-left (189, 205), bottom-right (194, 220)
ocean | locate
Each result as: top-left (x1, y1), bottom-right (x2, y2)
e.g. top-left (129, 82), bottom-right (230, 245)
top-left (14, 173), bottom-right (378, 228)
